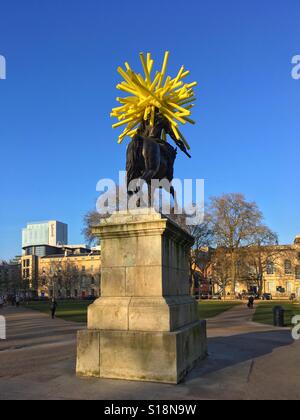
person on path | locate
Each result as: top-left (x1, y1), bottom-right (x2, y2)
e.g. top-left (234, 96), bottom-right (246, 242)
top-left (50, 299), bottom-right (58, 319)
top-left (247, 296), bottom-right (255, 309)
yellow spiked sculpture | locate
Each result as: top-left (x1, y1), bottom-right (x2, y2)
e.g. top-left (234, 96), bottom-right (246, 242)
top-left (111, 52), bottom-right (197, 149)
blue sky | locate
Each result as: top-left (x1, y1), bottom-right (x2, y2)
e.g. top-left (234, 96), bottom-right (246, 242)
top-left (0, 0), bottom-right (299, 259)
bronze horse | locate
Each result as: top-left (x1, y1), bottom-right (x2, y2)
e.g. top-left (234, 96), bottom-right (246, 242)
top-left (126, 111), bottom-right (191, 207)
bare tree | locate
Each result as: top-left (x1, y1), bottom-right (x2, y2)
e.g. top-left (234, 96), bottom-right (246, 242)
top-left (82, 210), bottom-right (103, 245)
top-left (209, 193), bottom-right (264, 295)
top-left (41, 259), bottom-right (81, 298)
top-left (0, 261), bottom-right (22, 294)
top-left (211, 248), bottom-right (232, 299)
top-left (83, 185), bottom-right (128, 245)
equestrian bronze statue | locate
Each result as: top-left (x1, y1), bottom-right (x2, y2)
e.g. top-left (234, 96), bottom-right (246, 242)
top-left (110, 52), bottom-right (197, 206)
top-left (126, 110), bottom-right (191, 205)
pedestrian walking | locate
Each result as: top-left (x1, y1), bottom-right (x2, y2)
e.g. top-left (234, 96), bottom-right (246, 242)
top-left (50, 299), bottom-right (58, 319)
top-left (247, 296), bottom-right (255, 309)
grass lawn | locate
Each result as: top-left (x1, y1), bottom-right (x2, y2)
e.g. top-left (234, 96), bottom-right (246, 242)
top-left (198, 300), bottom-right (240, 320)
top-left (23, 300), bottom-right (93, 323)
top-left (253, 301), bottom-right (300, 326)
top-left (24, 299), bottom-right (240, 323)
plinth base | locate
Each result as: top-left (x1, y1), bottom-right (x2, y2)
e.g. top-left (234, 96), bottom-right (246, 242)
top-left (76, 321), bottom-right (207, 384)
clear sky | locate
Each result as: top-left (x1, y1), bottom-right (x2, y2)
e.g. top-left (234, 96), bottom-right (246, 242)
top-left (0, 0), bottom-right (299, 260)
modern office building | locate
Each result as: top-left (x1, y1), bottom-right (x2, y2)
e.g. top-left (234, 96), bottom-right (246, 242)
top-left (20, 221), bottom-right (101, 298)
top-left (22, 221), bottom-right (68, 255)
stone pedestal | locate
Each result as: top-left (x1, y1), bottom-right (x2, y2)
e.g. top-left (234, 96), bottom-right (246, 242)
top-left (76, 209), bottom-right (207, 384)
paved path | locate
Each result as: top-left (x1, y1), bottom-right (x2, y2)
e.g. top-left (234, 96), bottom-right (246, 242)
top-left (0, 304), bottom-right (299, 400)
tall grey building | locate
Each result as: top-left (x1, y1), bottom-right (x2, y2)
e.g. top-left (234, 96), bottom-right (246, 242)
top-left (22, 221), bottom-right (68, 251)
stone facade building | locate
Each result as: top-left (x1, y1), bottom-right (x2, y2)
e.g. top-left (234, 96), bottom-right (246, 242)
top-left (262, 235), bottom-right (300, 299)
top-left (210, 235), bottom-right (300, 299)
top-left (21, 246), bottom-right (101, 298)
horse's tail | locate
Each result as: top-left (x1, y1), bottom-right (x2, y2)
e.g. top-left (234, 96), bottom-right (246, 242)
top-left (126, 135), bottom-right (143, 194)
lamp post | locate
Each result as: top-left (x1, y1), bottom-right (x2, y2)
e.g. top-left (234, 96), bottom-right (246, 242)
top-left (23, 277), bottom-right (30, 304)
top-left (258, 273), bottom-right (263, 296)
top-left (53, 273), bottom-right (57, 300)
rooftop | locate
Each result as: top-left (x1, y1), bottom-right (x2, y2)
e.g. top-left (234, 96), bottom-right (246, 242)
top-left (25, 220), bottom-right (67, 226)
top-left (41, 251), bottom-right (100, 259)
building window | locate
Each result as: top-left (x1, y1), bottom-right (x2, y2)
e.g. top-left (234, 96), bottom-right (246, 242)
top-left (267, 281), bottom-right (275, 293)
top-left (266, 261), bottom-right (275, 275)
top-left (285, 260), bottom-right (292, 275)
top-left (296, 266), bottom-right (300, 280)
top-left (286, 281), bottom-right (293, 294)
